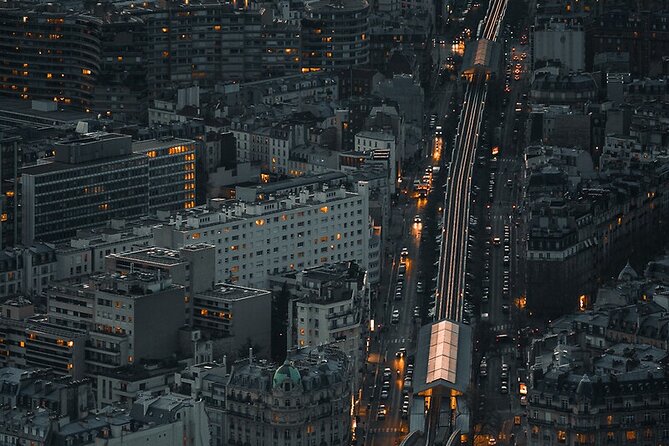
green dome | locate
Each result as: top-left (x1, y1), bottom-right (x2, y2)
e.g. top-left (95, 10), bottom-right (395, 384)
top-left (273, 361), bottom-right (301, 390)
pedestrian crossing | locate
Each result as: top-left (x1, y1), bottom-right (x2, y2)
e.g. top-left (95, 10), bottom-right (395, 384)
top-left (492, 324), bottom-right (512, 333)
top-left (368, 427), bottom-right (402, 433)
top-left (387, 338), bottom-right (408, 344)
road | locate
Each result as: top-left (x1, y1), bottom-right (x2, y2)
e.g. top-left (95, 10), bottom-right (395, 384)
top-left (361, 82), bottom-right (454, 446)
top-left (437, 0), bottom-right (509, 322)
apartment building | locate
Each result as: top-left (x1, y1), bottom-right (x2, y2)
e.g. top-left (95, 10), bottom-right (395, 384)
top-left (193, 284), bottom-right (272, 357)
top-left (301, 0), bottom-right (370, 71)
top-left (55, 220), bottom-right (154, 279)
top-left (0, 133), bottom-right (21, 249)
top-left (153, 183), bottom-right (378, 288)
top-left (0, 9), bottom-right (103, 109)
top-left (222, 345), bottom-right (352, 446)
top-left (277, 262), bottom-right (368, 362)
top-left (0, 298), bottom-right (88, 379)
top-left (106, 244), bottom-right (215, 324)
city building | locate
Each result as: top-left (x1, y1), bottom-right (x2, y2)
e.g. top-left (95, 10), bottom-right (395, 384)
top-left (140, 2), bottom-right (263, 93)
top-left (21, 133), bottom-right (149, 244)
top-left (192, 284), bottom-right (272, 358)
top-left (132, 137), bottom-right (198, 213)
top-left (522, 143), bottom-right (669, 317)
top-left (0, 8), bottom-right (103, 109)
top-left (301, 0), bottom-right (370, 71)
top-left (106, 244), bottom-right (215, 324)
top-left (49, 393), bottom-right (210, 446)
top-left (222, 344), bottom-right (353, 446)
top-left (152, 184), bottom-right (378, 288)
top-left (0, 244), bottom-right (57, 298)
top-left (274, 262), bottom-right (369, 385)
top-left (55, 220), bottom-right (154, 280)
top-left (0, 297), bottom-right (88, 379)
top-left (526, 317), bottom-right (669, 446)
top-left (532, 20), bottom-right (585, 72)
top-left (46, 272), bottom-right (185, 376)
top-left (93, 14), bottom-right (148, 123)
top-left (0, 133), bottom-right (21, 249)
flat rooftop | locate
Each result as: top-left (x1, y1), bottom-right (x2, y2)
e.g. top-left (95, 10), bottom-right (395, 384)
top-left (195, 284), bottom-right (270, 302)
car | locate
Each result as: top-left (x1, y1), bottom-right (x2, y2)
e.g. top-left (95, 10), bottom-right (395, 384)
top-left (400, 247), bottom-right (409, 258)
top-left (413, 306), bottom-right (420, 318)
top-left (380, 389), bottom-right (389, 399)
top-left (500, 384), bottom-right (508, 394)
top-left (501, 363), bottom-right (509, 372)
top-left (416, 281), bottom-right (424, 293)
top-left (382, 380), bottom-right (390, 391)
top-left (395, 291), bottom-right (403, 301)
top-left (377, 410), bottom-right (387, 420)
top-left (383, 367), bottom-right (392, 380)
top-left (492, 237), bottom-right (501, 246)
top-left (391, 309), bottom-right (400, 324)
top-left (520, 395), bottom-right (528, 406)
top-left (396, 348), bottom-right (407, 358)
top-left (401, 409), bottom-right (409, 419)
top-left (488, 438), bottom-right (497, 446)
top-left (413, 215), bottom-right (422, 224)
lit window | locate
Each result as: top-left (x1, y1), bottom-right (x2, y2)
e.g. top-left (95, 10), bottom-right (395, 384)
top-left (626, 431), bottom-right (636, 442)
top-left (200, 309), bottom-right (208, 316)
top-left (320, 206), bottom-right (328, 213)
top-left (46, 73), bottom-right (52, 79)
top-left (255, 219), bottom-right (265, 226)
top-left (557, 431), bottom-right (566, 443)
top-left (19, 341), bottom-right (25, 348)
top-left (191, 233), bottom-right (201, 239)
top-left (82, 69), bottom-right (91, 75)
top-left (67, 340), bottom-right (74, 348)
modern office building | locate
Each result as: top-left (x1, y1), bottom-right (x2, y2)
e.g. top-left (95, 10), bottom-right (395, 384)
top-left (153, 184), bottom-right (377, 288)
top-left (0, 9), bottom-right (103, 109)
top-left (132, 137), bottom-right (198, 213)
top-left (301, 0), bottom-right (370, 71)
top-left (0, 133), bottom-right (21, 249)
top-left (21, 133), bottom-right (149, 244)
top-left (192, 284), bottom-right (272, 357)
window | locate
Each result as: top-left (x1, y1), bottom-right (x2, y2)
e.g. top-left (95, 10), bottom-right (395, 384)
top-left (557, 431), bottom-right (566, 443)
top-left (626, 431), bottom-right (637, 442)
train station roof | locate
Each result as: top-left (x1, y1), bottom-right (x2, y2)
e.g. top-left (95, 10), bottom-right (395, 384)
top-left (413, 319), bottom-right (472, 395)
top-left (461, 38), bottom-right (501, 78)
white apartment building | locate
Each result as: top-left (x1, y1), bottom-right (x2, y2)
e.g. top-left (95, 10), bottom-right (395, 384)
top-left (153, 183), bottom-right (379, 288)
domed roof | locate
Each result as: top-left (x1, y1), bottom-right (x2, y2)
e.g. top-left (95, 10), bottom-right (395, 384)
top-left (272, 361), bottom-right (301, 390)
top-left (576, 374), bottom-right (593, 399)
top-left (618, 261), bottom-right (638, 282)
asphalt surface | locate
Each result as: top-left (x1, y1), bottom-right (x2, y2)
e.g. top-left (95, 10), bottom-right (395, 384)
top-left (360, 83), bottom-right (455, 446)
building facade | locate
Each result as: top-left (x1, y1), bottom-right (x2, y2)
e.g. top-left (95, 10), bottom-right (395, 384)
top-left (301, 0), bottom-right (370, 71)
top-left (132, 137), bottom-right (198, 213)
top-left (0, 9), bottom-right (103, 108)
top-left (153, 185), bottom-right (377, 288)
top-left (21, 133), bottom-right (149, 244)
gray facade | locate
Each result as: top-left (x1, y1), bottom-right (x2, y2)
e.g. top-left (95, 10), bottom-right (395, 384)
top-left (21, 133), bottom-right (149, 244)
